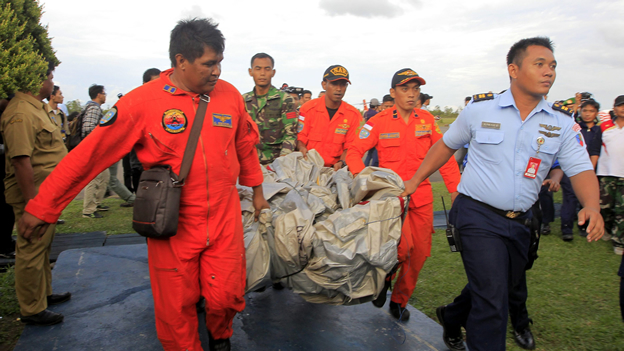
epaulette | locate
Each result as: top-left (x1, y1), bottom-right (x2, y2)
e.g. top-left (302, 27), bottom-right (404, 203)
top-left (472, 93), bottom-right (494, 102)
top-left (552, 102), bottom-right (573, 116)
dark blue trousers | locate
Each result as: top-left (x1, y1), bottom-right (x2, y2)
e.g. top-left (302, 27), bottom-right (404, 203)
top-left (364, 148), bottom-right (379, 167)
top-left (539, 185), bottom-right (555, 224)
top-left (560, 174), bottom-right (579, 235)
top-left (444, 195), bottom-right (531, 351)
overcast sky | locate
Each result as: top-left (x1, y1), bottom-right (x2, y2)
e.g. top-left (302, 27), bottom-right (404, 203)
top-left (41, 0), bottom-right (624, 111)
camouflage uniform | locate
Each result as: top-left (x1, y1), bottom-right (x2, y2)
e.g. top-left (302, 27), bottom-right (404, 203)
top-left (600, 176), bottom-right (624, 238)
top-left (243, 86), bottom-right (297, 165)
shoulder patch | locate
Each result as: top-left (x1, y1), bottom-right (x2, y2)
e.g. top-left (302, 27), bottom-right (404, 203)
top-left (472, 93), bottom-right (494, 102)
top-left (552, 102), bottom-right (573, 116)
top-left (100, 107), bottom-right (118, 126)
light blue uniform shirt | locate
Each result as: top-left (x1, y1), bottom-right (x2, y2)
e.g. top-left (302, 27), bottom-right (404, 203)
top-left (443, 89), bottom-right (592, 212)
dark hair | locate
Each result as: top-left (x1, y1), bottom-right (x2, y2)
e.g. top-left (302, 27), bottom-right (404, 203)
top-left (302, 90), bottom-right (311, 96)
top-left (506, 37), bottom-right (554, 66)
top-left (67, 111), bottom-right (80, 122)
top-left (142, 68), bottom-right (161, 83)
top-left (169, 18), bottom-right (225, 67)
top-left (382, 94), bottom-right (394, 103)
top-left (250, 53), bottom-right (274, 68)
top-left (47, 85), bottom-right (61, 101)
top-left (46, 60), bottom-right (56, 76)
top-left (89, 84), bottom-right (105, 99)
top-left (580, 99), bottom-right (600, 111)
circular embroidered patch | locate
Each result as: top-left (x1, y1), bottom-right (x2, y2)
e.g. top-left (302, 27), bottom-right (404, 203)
top-left (359, 129), bottom-right (370, 139)
top-left (162, 109), bottom-right (187, 134)
top-left (100, 107), bottom-right (117, 126)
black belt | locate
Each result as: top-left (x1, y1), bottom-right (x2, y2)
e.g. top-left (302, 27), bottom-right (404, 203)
top-left (461, 194), bottom-right (528, 221)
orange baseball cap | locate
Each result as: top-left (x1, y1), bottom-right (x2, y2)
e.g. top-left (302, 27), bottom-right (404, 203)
top-left (391, 68), bottom-right (426, 88)
top-left (323, 65), bottom-right (351, 84)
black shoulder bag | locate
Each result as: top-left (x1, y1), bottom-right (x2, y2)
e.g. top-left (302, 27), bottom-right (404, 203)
top-left (132, 95), bottom-right (209, 238)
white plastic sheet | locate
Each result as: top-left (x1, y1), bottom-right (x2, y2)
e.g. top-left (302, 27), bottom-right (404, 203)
top-left (240, 150), bottom-right (405, 305)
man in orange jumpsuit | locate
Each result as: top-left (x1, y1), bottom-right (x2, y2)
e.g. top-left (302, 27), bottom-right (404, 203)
top-left (18, 19), bottom-right (268, 351)
top-left (297, 65), bottom-right (363, 170)
top-left (346, 68), bottom-right (460, 321)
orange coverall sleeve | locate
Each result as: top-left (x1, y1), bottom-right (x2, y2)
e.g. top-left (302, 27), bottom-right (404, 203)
top-left (344, 112), bottom-right (364, 151)
top-left (25, 101), bottom-right (142, 223)
top-left (429, 116), bottom-right (460, 193)
top-left (296, 105), bottom-right (312, 146)
top-left (235, 95), bottom-right (264, 187)
top-left (345, 120), bottom-right (379, 175)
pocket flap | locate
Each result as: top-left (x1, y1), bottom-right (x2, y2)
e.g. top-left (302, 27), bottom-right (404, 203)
top-left (475, 130), bottom-right (504, 144)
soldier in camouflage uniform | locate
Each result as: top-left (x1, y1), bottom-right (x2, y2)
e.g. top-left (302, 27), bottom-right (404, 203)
top-left (243, 53), bottom-right (297, 165)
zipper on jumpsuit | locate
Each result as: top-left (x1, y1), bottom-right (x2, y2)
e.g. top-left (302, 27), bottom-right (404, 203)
top-left (192, 95), bottom-right (210, 247)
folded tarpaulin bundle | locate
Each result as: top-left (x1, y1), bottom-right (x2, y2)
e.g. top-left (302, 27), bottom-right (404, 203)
top-left (239, 150), bottom-right (405, 305)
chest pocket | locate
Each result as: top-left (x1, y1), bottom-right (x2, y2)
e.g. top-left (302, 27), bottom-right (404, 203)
top-left (262, 99), bottom-right (283, 130)
top-left (379, 137), bottom-right (402, 161)
top-left (473, 129), bottom-right (504, 164)
top-left (37, 123), bottom-right (59, 149)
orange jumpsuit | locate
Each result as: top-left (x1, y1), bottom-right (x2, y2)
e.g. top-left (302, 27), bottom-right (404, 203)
top-left (297, 98), bottom-right (363, 167)
top-left (346, 107), bottom-right (460, 307)
top-left (25, 69), bottom-right (263, 350)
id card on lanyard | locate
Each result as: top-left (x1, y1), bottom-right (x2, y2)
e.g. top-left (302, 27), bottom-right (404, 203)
top-left (524, 136), bottom-right (545, 179)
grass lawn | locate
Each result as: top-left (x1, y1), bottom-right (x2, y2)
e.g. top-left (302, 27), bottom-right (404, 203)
top-left (415, 189), bottom-right (621, 350)
top-left (1, 186), bottom-right (620, 350)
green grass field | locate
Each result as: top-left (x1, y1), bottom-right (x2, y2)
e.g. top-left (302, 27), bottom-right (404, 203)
top-left (1, 187), bottom-right (621, 350)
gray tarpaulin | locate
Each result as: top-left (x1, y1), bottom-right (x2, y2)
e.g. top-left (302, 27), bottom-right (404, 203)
top-left (239, 150), bottom-right (405, 305)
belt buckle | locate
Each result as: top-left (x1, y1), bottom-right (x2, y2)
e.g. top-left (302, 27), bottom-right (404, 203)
top-left (506, 211), bottom-right (519, 219)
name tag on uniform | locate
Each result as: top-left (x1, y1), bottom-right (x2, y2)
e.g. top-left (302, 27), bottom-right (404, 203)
top-left (380, 132), bottom-right (400, 139)
top-left (414, 124), bottom-right (432, 137)
top-left (481, 122), bottom-right (501, 129)
top-left (524, 157), bottom-right (541, 179)
top-left (335, 128), bottom-right (348, 135)
top-left (213, 114), bottom-right (232, 128)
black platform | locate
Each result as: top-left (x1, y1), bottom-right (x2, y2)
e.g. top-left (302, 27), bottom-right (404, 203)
top-left (14, 244), bottom-right (447, 350)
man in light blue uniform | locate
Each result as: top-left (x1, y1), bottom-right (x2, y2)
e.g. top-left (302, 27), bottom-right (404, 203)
top-left (400, 37), bottom-right (604, 351)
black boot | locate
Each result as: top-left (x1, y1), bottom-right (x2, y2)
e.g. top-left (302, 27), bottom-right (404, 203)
top-left (20, 310), bottom-right (64, 326)
top-left (209, 332), bottom-right (231, 351)
top-left (389, 301), bottom-right (410, 321)
top-left (372, 277), bottom-right (391, 308)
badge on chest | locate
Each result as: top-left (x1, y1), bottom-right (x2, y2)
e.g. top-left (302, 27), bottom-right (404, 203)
top-left (213, 113), bottom-right (232, 128)
top-left (414, 124), bottom-right (432, 137)
top-left (162, 109), bottom-right (187, 134)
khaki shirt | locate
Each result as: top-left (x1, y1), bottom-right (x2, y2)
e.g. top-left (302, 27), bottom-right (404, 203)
top-left (47, 104), bottom-right (68, 140)
top-left (0, 92), bottom-right (67, 204)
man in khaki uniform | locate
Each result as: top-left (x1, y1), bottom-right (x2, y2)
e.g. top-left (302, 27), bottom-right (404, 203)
top-left (0, 67), bottom-right (71, 325)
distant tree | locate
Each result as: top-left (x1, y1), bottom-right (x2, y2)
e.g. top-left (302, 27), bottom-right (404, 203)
top-left (0, 0), bottom-right (59, 99)
top-left (65, 99), bottom-right (82, 114)
top-left (429, 105), bottom-right (460, 119)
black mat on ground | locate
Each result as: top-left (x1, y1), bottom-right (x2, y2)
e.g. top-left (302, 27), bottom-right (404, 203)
top-left (15, 244), bottom-right (447, 351)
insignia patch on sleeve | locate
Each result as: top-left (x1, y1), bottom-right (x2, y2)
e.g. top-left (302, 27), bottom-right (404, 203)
top-left (100, 107), bottom-right (118, 126)
top-left (299, 115), bottom-right (305, 121)
top-left (213, 114), bottom-right (233, 128)
top-left (162, 109), bottom-right (187, 134)
top-left (359, 128), bottom-right (370, 139)
top-left (297, 121), bottom-right (304, 133)
top-left (286, 112), bottom-right (297, 119)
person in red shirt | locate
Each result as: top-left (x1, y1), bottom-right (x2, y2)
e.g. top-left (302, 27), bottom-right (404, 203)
top-left (297, 65), bottom-right (363, 170)
top-left (18, 19), bottom-right (268, 351)
top-left (346, 68), bottom-right (460, 321)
